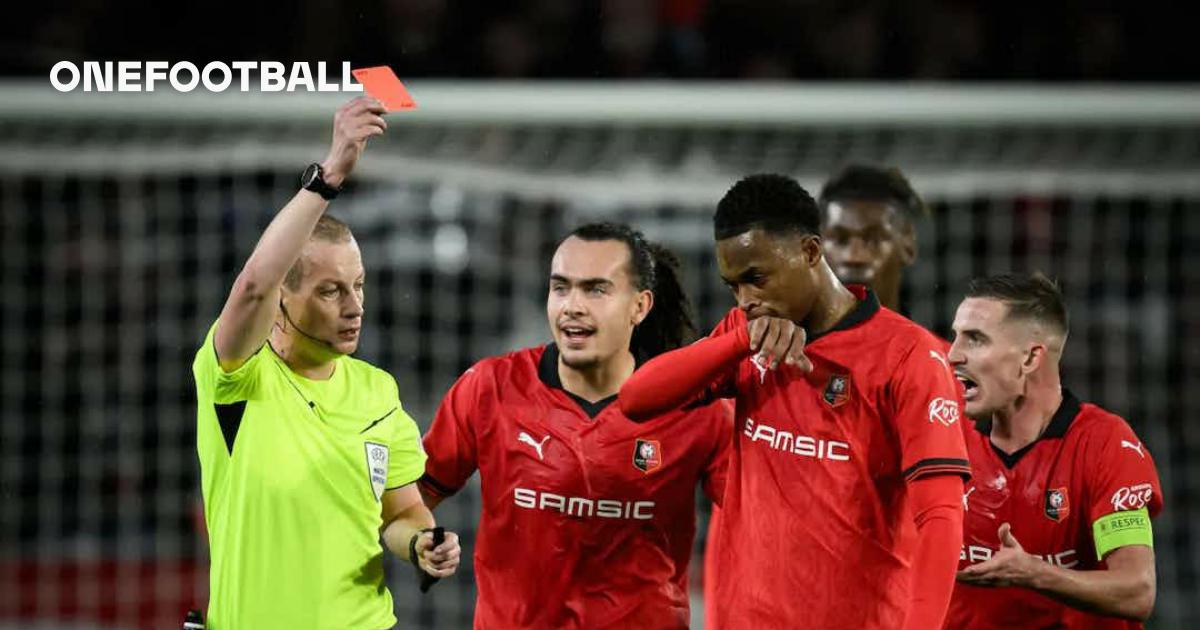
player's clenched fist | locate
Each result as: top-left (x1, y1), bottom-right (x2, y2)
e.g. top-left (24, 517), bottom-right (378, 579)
top-left (319, 96), bottom-right (388, 188)
top-left (415, 529), bottom-right (462, 578)
top-left (748, 316), bottom-right (812, 372)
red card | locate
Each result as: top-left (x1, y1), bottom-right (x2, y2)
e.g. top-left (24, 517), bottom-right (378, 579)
top-left (351, 66), bottom-right (416, 111)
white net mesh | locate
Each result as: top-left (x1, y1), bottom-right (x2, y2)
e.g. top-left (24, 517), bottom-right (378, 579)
top-left (1, 83), bottom-right (1198, 629)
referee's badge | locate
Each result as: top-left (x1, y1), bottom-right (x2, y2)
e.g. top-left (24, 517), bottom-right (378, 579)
top-left (365, 441), bottom-right (390, 502)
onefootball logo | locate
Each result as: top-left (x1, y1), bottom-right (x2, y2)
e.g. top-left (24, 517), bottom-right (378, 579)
top-left (49, 61), bottom-right (365, 93)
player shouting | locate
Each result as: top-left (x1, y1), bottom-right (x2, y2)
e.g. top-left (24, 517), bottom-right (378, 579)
top-left (419, 223), bottom-right (732, 629)
top-left (947, 273), bottom-right (1162, 628)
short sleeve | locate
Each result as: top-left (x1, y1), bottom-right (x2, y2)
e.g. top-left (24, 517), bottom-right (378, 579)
top-left (192, 321), bottom-right (266, 404)
top-left (386, 396), bottom-right (428, 489)
top-left (889, 337), bottom-right (971, 482)
top-left (701, 399), bottom-right (735, 506)
top-left (1084, 420), bottom-right (1164, 524)
top-left (419, 364), bottom-right (484, 498)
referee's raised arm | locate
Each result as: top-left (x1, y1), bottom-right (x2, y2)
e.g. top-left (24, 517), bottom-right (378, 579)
top-left (213, 96), bottom-right (387, 371)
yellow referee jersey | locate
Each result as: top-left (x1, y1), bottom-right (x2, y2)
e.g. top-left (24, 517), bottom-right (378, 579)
top-left (192, 322), bottom-right (425, 630)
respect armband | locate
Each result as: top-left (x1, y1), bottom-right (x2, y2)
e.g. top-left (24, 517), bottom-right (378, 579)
top-left (1092, 508), bottom-right (1153, 560)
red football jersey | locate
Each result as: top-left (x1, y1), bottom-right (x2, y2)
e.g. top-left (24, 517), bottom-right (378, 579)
top-left (946, 392), bottom-right (1164, 630)
top-left (702, 319), bottom-right (954, 630)
top-left (420, 344), bottom-right (733, 630)
top-left (708, 286), bottom-right (970, 629)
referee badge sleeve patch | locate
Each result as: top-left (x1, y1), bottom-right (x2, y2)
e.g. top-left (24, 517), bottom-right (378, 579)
top-left (365, 441), bottom-right (390, 502)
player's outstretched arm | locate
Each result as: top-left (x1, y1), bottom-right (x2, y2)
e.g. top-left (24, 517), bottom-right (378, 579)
top-left (381, 484), bottom-right (462, 579)
top-left (620, 315), bottom-right (811, 421)
top-left (213, 96), bottom-right (387, 371)
top-left (956, 522), bottom-right (1155, 620)
top-left (619, 325), bottom-right (751, 421)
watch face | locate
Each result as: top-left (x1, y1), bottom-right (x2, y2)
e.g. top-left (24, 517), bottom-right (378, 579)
top-left (302, 163), bottom-right (320, 187)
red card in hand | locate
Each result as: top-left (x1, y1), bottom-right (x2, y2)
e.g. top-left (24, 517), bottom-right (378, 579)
top-left (351, 66), bottom-right (416, 111)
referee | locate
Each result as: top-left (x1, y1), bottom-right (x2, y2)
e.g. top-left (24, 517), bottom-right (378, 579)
top-left (191, 96), bottom-right (460, 630)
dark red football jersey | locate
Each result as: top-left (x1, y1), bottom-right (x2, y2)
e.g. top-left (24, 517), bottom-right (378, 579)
top-left (703, 316), bottom-right (955, 630)
top-left (420, 344), bottom-right (733, 630)
top-left (946, 392), bottom-right (1164, 630)
top-left (708, 286), bottom-right (970, 629)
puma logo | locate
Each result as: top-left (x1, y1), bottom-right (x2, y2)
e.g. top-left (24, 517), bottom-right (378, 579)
top-left (1121, 440), bottom-right (1145, 459)
top-left (930, 350), bottom-right (950, 371)
top-left (963, 486), bottom-right (976, 512)
top-left (518, 431), bottom-right (550, 460)
top-left (751, 354), bottom-right (769, 384)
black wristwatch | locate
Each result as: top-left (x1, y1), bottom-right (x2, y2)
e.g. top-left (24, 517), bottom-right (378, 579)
top-left (300, 162), bottom-right (341, 200)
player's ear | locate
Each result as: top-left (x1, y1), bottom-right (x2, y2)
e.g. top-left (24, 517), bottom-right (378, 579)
top-left (803, 233), bottom-right (823, 267)
top-left (1022, 343), bottom-right (1047, 375)
top-left (632, 288), bottom-right (654, 326)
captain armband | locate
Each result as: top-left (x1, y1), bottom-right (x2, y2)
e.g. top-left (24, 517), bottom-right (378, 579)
top-left (1092, 508), bottom-right (1153, 560)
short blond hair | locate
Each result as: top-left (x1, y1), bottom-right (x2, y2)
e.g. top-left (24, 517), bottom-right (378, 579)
top-left (283, 214), bottom-right (354, 290)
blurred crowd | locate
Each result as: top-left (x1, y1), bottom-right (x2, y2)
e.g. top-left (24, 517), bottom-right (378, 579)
top-left (5, 0), bottom-right (1194, 81)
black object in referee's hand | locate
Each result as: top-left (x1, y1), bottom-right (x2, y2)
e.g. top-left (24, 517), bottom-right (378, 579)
top-left (183, 609), bottom-right (205, 629)
top-left (419, 526), bottom-right (445, 593)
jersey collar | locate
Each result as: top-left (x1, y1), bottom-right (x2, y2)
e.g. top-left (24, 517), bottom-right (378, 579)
top-left (807, 283), bottom-right (881, 343)
top-left (975, 388), bottom-right (1082, 468)
top-left (538, 343), bottom-right (617, 419)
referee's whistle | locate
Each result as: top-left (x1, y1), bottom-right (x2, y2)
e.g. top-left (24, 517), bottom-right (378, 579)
top-left (419, 527), bottom-right (446, 593)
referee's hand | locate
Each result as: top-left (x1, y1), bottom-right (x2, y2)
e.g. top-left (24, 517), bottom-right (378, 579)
top-left (415, 529), bottom-right (462, 578)
top-left (319, 96), bottom-right (389, 188)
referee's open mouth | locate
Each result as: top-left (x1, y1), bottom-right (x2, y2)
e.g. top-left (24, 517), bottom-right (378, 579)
top-left (338, 327), bottom-right (360, 340)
